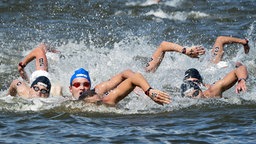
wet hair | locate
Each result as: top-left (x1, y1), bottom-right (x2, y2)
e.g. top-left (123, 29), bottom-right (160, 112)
top-left (180, 80), bottom-right (201, 97)
top-left (183, 68), bottom-right (203, 83)
top-left (78, 89), bottom-right (97, 100)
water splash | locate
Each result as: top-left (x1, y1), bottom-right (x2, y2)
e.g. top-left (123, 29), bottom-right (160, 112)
top-left (1, 30), bottom-right (256, 114)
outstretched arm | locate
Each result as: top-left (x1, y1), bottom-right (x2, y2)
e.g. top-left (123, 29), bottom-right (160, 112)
top-left (222, 63), bottom-right (248, 93)
top-left (205, 62), bottom-right (248, 97)
top-left (95, 70), bottom-right (171, 106)
top-left (146, 41), bottom-right (205, 73)
top-left (18, 44), bottom-right (48, 82)
top-left (211, 36), bottom-right (249, 64)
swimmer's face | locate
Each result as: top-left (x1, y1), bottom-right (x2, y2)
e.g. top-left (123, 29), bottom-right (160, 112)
top-left (181, 78), bottom-right (204, 98)
top-left (69, 77), bottom-right (91, 99)
top-left (184, 88), bottom-right (203, 98)
top-left (29, 84), bottom-right (50, 98)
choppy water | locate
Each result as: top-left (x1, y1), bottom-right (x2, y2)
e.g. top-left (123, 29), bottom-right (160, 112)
top-left (0, 0), bottom-right (256, 143)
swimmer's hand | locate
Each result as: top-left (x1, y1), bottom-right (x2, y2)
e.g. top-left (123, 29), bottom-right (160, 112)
top-left (243, 39), bottom-right (250, 54)
top-left (78, 90), bottom-right (97, 100)
top-left (148, 89), bottom-right (171, 105)
top-left (236, 78), bottom-right (247, 94)
top-left (18, 62), bottom-right (29, 82)
top-left (186, 46), bottom-right (205, 58)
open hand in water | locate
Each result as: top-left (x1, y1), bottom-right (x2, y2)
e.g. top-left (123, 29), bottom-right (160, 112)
top-left (148, 89), bottom-right (171, 105)
top-left (185, 46), bottom-right (206, 58)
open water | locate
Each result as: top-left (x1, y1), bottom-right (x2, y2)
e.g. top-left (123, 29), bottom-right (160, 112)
top-left (0, 0), bottom-right (256, 143)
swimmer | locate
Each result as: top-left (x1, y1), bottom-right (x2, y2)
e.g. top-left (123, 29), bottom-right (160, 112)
top-left (69, 68), bottom-right (171, 106)
top-left (146, 36), bottom-right (250, 72)
top-left (180, 62), bottom-right (248, 98)
top-left (145, 36), bottom-right (249, 98)
top-left (8, 44), bottom-right (62, 98)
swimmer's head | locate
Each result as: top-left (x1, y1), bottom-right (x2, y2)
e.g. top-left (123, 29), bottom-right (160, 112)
top-left (69, 68), bottom-right (91, 99)
top-left (70, 68), bottom-right (91, 86)
top-left (183, 68), bottom-right (203, 83)
top-left (31, 76), bottom-right (51, 91)
top-left (180, 80), bottom-right (202, 97)
top-left (30, 76), bottom-right (51, 97)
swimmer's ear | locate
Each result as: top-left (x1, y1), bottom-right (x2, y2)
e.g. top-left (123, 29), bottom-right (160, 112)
top-left (78, 90), bottom-right (96, 100)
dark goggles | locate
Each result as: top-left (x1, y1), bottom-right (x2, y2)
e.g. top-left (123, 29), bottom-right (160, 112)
top-left (33, 86), bottom-right (49, 94)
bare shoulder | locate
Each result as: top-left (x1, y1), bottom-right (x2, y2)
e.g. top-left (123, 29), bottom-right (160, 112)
top-left (13, 80), bottom-right (30, 97)
top-left (10, 79), bottom-right (26, 88)
top-left (203, 81), bottom-right (223, 98)
top-left (50, 84), bottom-right (63, 96)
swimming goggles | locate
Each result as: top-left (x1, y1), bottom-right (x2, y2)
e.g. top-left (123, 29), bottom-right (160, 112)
top-left (33, 86), bottom-right (49, 94)
top-left (72, 82), bottom-right (90, 88)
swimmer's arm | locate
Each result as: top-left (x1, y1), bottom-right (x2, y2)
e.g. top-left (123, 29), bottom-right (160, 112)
top-left (50, 84), bottom-right (63, 96)
top-left (130, 73), bottom-right (171, 105)
top-left (146, 41), bottom-right (205, 73)
top-left (207, 64), bottom-right (248, 96)
top-left (100, 72), bottom-right (171, 106)
top-left (235, 65), bottom-right (248, 93)
top-left (18, 44), bottom-right (49, 82)
top-left (145, 41), bottom-right (178, 73)
top-left (94, 69), bottom-right (136, 95)
top-left (21, 44), bottom-right (48, 71)
top-left (211, 36), bottom-right (249, 64)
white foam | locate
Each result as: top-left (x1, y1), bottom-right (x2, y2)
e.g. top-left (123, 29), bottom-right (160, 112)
top-left (125, 0), bottom-right (184, 7)
top-left (125, 0), bottom-right (160, 7)
top-left (145, 9), bottom-right (209, 21)
top-left (1, 29), bottom-right (256, 113)
top-left (164, 0), bottom-right (183, 7)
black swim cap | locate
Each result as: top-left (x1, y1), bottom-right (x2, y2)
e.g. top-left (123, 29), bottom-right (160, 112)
top-left (183, 68), bottom-right (203, 83)
top-left (30, 76), bottom-right (51, 91)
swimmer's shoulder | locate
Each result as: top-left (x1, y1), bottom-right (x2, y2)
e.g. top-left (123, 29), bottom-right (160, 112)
top-left (50, 83), bottom-right (63, 96)
top-left (11, 79), bottom-right (30, 97)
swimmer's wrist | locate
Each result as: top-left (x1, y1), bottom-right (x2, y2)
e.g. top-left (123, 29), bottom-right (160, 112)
top-left (181, 47), bottom-right (186, 54)
top-left (238, 78), bottom-right (247, 83)
top-left (243, 39), bottom-right (249, 46)
top-left (18, 62), bottom-right (26, 69)
top-left (145, 87), bottom-right (153, 96)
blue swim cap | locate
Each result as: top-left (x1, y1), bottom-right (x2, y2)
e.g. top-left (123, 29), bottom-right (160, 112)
top-left (70, 68), bottom-right (91, 86)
